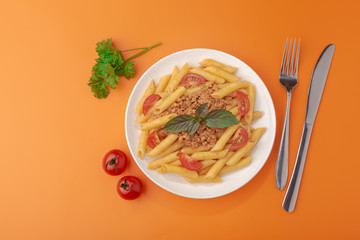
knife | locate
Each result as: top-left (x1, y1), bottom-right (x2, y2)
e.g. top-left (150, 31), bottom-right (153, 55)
top-left (282, 44), bottom-right (335, 212)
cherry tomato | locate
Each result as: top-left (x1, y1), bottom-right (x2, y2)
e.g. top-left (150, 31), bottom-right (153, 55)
top-left (180, 73), bottom-right (206, 88)
top-left (102, 149), bottom-right (127, 176)
top-left (143, 94), bottom-right (161, 115)
top-left (236, 91), bottom-right (250, 116)
top-left (117, 176), bottom-right (142, 200)
top-left (147, 131), bottom-right (161, 149)
top-left (229, 127), bottom-right (249, 151)
top-left (178, 152), bottom-right (203, 171)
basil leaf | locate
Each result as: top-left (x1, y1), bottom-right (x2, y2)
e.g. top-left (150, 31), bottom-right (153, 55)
top-left (203, 109), bottom-right (239, 128)
top-left (187, 120), bottom-right (200, 135)
top-left (162, 115), bottom-right (196, 133)
top-left (195, 103), bottom-right (208, 120)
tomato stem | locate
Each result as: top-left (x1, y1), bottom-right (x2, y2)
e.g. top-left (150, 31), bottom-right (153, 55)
top-left (106, 154), bottom-right (118, 174)
top-left (120, 178), bottom-right (134, 191)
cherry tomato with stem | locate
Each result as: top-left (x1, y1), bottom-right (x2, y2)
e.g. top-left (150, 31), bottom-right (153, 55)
top-left (117, 176), bottom-right (142, 200)
top-left (102, 149), bottom-right (127, 176)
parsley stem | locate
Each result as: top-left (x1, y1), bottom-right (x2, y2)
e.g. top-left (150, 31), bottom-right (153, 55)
top-left (122, 47), bottom-right (148, 52)
top-left (125, 42), bottom-right (162, 62)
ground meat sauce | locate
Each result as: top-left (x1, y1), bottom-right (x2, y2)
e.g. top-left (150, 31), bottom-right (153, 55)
top-left (153, 82), bottom-right (233, 149)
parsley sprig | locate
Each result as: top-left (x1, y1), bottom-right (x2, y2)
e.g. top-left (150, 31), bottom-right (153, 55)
top-left (162, 103), bottom-right (239, 135)
top-left (88, 39), bottom-right (161, 99)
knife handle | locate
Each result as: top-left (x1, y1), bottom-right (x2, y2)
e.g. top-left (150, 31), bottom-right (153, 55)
top-left (282, 123), bottom-right (313, 212)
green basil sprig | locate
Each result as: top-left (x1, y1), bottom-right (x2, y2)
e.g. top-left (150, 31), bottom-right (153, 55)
top-left (162, 103), bottom-right (239, 135)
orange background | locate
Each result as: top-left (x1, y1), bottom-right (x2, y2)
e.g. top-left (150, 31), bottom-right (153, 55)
top-left (1, 0), bottom-right (359, 239)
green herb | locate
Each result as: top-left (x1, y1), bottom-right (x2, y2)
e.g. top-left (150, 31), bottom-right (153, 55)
top-left (163, 103), bottom-right (239, 135)
top-left (106, 154), bottom-right (118, 174)
top-left (88, 39), bottom-right (161, 99)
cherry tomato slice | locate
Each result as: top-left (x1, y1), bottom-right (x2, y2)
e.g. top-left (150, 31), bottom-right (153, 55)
top-left (236, 91), bottom-right (250, 116)
top-left (178, 153), bottom-right (203, 171)
top-left (117, 176), bottom-right (142, 200)
top-left (147, 131), bottom-right (161, 149)
top-left (102, 149), bottom-right (127, 176)
top-left (180, 73), bottom-right (206, 88)
top-left (143, 94), bottom-right (161, 115)
top-left (229, 127), bottom-right (249, 151)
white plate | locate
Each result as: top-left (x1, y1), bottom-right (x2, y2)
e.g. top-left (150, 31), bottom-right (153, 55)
top-left (125, 49), bottom-right (276, 199)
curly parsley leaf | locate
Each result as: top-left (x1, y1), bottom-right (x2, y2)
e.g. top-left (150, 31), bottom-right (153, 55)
top-left (88, 39), bottom-right (161, 99)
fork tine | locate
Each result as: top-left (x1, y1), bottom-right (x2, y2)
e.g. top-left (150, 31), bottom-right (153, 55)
top-left (286, 37), bottom-right (292, 75)
top-left (280, 37), bottom-right (289, 74)
top-left (290, 38), bottom-right (296, 75)
top-left (294, 38), bottom-right (300, 77)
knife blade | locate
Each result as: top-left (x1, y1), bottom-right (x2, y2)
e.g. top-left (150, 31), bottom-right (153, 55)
top-left (282, 44), bottom-right (335, 212)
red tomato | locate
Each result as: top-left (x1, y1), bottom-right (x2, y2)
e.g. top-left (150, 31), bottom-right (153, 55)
top-left (178, 153), bottom-right (203, 171)
top-left (147, 131), bottom-right (161, 149)
top-left (236, 91), bottom-right (250, 116)
top-left (180, 73), bottom-right (206, 88)
top-left (229, 127), bottom-right (249, 151)
top-left (143, 94), bottom-right (161, 115)
top-left (117, 176), bottom-right (142, 200)
top-left (102, 149), bottom-right (127, 176)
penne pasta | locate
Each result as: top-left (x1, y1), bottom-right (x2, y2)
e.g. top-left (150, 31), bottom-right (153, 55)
top-left (199, 159), bottom-right (217, 169)
top-left (189, 67), bottom-right (225, 84)
top-left (219, 156), bottom-right (251, 175)
top-left (181, 145), bottom-right (210, 154)
top-left (137, 130), bottom-right (149, 159)
top-left (211, 124), bottom-right (241, 151)
top-left (245, 84), bottom-right (255, 123)
top-left (160, 142), bottom-right (185, 157)
top-left (184, 86), bottom-right (202, 96)
top-left (241, 111), bottom-right (262, 124)
top-left (147, 134), bottom-right (179, 158)
top-left (148, 151), bottom-right (180, 169)
top-left (197, 166), bottom-right (213, 175)
top-left (136, 80), bottom-right (156, 116)
top-left (191, 149), bottom-right (228, 160)
top-left (141, 114), bottom-right (176, 130)
top-left (155, 74), bottom-right (171, 94)
top-left (226, 128), bottom-right (265, 166)
top-left (204, 151), bottom-right (235, 179)
top-left (166, 66), bottom-right (179, 92)
top-left (161, 164), bottom-right (198, 178)
top-left (199, 59), bottom-right (238, 73)
top-left (184, 175), bottom-right (222, 183)
top-left (211, 81), bottom-right (250, 99)
top-left (204, 66), bottom-right (241, 82)
top-left (167, 63), bottom-right (189, 92)
top-left (136, 99), bottom-right (164, 123)
top-left (154, 86), bottom-right (186, 114)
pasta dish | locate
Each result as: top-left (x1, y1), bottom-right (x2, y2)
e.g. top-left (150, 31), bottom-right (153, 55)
top-left (135, 59), bottom-right (265, 183)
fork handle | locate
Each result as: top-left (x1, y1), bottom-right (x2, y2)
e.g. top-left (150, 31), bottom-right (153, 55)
top-left (275, 91), bottom-right (292, 190)
top-left (282, 123), bottom-right (313, 212)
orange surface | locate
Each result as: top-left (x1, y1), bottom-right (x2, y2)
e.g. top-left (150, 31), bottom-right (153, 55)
top-left (1, 0), bottom-right (360, 239)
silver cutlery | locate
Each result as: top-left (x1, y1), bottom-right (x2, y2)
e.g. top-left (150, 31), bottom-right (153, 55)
top-left (283, 44), bottom-right (335, 212)
top-left (275, 37), bottom-right (300, 190)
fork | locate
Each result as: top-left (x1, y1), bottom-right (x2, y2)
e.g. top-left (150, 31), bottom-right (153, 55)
top-left (275, 37), bottom-right (300, 190)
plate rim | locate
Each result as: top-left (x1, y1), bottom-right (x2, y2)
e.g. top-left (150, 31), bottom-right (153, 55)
top-left (125, 48), bottom-right (276, 199)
